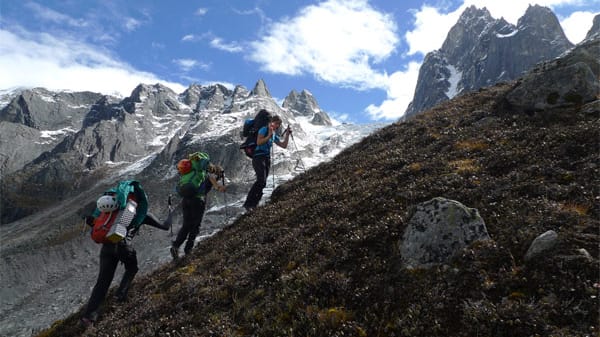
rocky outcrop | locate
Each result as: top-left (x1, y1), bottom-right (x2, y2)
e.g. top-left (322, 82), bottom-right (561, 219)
top-left (505, 37), bottom-right (600, 111)
top-left (405, 5), bottom-right (574, 118)
top-left (400, 197), bottom-right (490, 268)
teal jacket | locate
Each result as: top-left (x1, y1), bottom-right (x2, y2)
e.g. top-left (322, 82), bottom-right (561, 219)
top-left (92, 180), bottom-right (149, 231)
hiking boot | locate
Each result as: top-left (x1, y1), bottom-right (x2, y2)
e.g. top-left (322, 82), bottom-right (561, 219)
top-left (80, 317), bottom-right (93, 327)
top-left (80, 312), bottom-right (97, 327)
top-left (170, 246), bottom-right (179, 260)
top-left (183, 241), bottom-right (194, 256)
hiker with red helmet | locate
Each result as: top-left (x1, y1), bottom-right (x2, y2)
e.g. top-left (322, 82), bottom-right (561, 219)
top-left (171, 152), bottom-right (225, 260)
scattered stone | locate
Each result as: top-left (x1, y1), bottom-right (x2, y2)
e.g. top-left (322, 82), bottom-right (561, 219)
top-left (524, 230), bottom-right (559, 262)
top-left (400, 197), bottom-right (491, 269)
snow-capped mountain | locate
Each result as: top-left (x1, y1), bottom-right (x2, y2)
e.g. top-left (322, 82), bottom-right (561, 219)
top-left (0, 79), bottom-right (383, 337)
top-left (404, 4), bottom-right (574, 118)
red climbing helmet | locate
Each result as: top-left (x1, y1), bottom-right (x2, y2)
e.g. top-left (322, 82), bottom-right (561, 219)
top-left (177, 159), bottom-right (192, 174)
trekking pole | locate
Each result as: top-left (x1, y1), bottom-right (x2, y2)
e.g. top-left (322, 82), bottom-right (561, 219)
top-left (271, 132), bottom-right (276, 189)
top-left (81, 218), bottom-right (88, 236)
top-left (167, 193), bottom-right (173, 236)
top-left (221, 171), bottom-right (229, 221)
top-left (289, 128), bottom-right (306, 172)
top-left (286, 125), bottom-right (305, 172)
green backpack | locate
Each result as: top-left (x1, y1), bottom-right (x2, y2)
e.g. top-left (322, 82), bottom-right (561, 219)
top-left (176, 152), bottom-right (210, 199)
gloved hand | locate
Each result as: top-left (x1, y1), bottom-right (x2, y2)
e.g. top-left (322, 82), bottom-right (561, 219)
top-left (127, 228), bottom-right (138, 240)
top-left (84, 215), bottom-right (95, 227)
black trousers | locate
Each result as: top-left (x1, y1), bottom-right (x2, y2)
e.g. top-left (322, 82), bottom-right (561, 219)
top-left (243, 155), bottom-right (270, 209)
top-left (172, 197), bottom-right (206, 253)
top-left (83, 241), bottom-right (138, 319)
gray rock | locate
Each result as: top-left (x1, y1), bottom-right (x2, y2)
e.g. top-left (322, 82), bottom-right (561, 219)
top-left (505, 37), bottom-right (600, 112)
top-left (400, 197), bottom-right (490, 269)
top-left (524, 230), bottom-right (559, 261)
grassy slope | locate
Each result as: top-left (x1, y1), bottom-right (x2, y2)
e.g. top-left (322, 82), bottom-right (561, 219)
top-left (39, 82), bottom-right (599, 337)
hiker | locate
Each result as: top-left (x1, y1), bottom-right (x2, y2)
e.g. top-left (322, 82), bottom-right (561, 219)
top-left (170, 153), bottom-right (226, 260)
top-left (242, 115), bottom-right (291, 211)
top-left (81, 180), bottom-right (169, 326)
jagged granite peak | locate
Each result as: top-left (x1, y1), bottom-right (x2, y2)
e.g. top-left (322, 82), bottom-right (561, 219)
top-left (250, 78), bottom-right (271, 97)
top-left (81, 95), bottom-right (127, 128)
top-left (122, 83), bottom-right (181, 115)
top-left (196, 83), bottom-right (233, 112)
top-left (404, 5), bottom-right (573, 119)
top-left (227, 85), bottom-right (252, 114)
top-left (181, 83), bottom-right (203, 107)
top-left (441, 6), bottom-right (496, 58)
top-left (282, 89), bottom-right (332, 126)
top-left (0, 87), bottom-right (104, 130)
top-left (181, 83), bottom-right (234, 112)
top-left (586, 14), bottom-right (600, 40)
top-left (517, 4), bottom-right (571, 45)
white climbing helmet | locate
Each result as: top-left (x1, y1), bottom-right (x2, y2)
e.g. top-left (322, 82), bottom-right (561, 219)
top-left (97, 195), bottom-right (118, 213)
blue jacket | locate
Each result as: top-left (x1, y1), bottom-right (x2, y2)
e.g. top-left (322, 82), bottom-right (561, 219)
top-left (254, 126), bottom-right (280, 157)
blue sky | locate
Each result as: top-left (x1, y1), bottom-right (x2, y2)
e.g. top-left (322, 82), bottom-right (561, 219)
top-left (1, 0), bottom-right (598, 123)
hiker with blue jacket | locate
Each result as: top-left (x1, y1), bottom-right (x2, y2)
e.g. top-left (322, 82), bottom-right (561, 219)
top-left (81, 180), bottom-right (168, 326)
top-left (243, 115), bottom-right (291, 211)
top-left (171, 153), bottom-right (226, 260)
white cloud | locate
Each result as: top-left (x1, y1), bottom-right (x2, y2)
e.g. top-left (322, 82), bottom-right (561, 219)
top-left (0, 28), bottom-right (186, 97)
top-left (25, 1), bottom-right (87, 28)
top-left (124, 17), bottom-right (142, 32)
top-left (210, 37), bottom-right (244, 53)
top-left (249, 0), bottom-right (398, 90)
top-left (560, 11), bottom-right (599, 43)
top-left (195, 8), bottom-right (208, 16)
top-left (181, 34), bottom-right (196, 42)
top-left (173, 58), bottom-right (210, 72)
top-left (365, 61), bottom-right (421, 120)
top-left (405, 5), bottom-right (460, 56)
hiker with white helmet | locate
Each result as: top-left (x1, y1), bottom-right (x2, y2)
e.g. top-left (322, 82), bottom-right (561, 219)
top-left (81, 180), bottom-right (168, 327)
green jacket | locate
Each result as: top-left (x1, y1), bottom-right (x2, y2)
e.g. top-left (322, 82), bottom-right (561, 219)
top-left (92, 180), bottom-right (149, 230)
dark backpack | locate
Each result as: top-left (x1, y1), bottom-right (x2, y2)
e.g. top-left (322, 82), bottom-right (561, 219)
top-left (240, 109), bottom-right (271, 158)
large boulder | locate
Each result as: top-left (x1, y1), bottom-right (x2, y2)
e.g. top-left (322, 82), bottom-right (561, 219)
top-left (400, 197), bottom-right (491, 269)
top-left (505, 37), bottom-right (600, 111)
